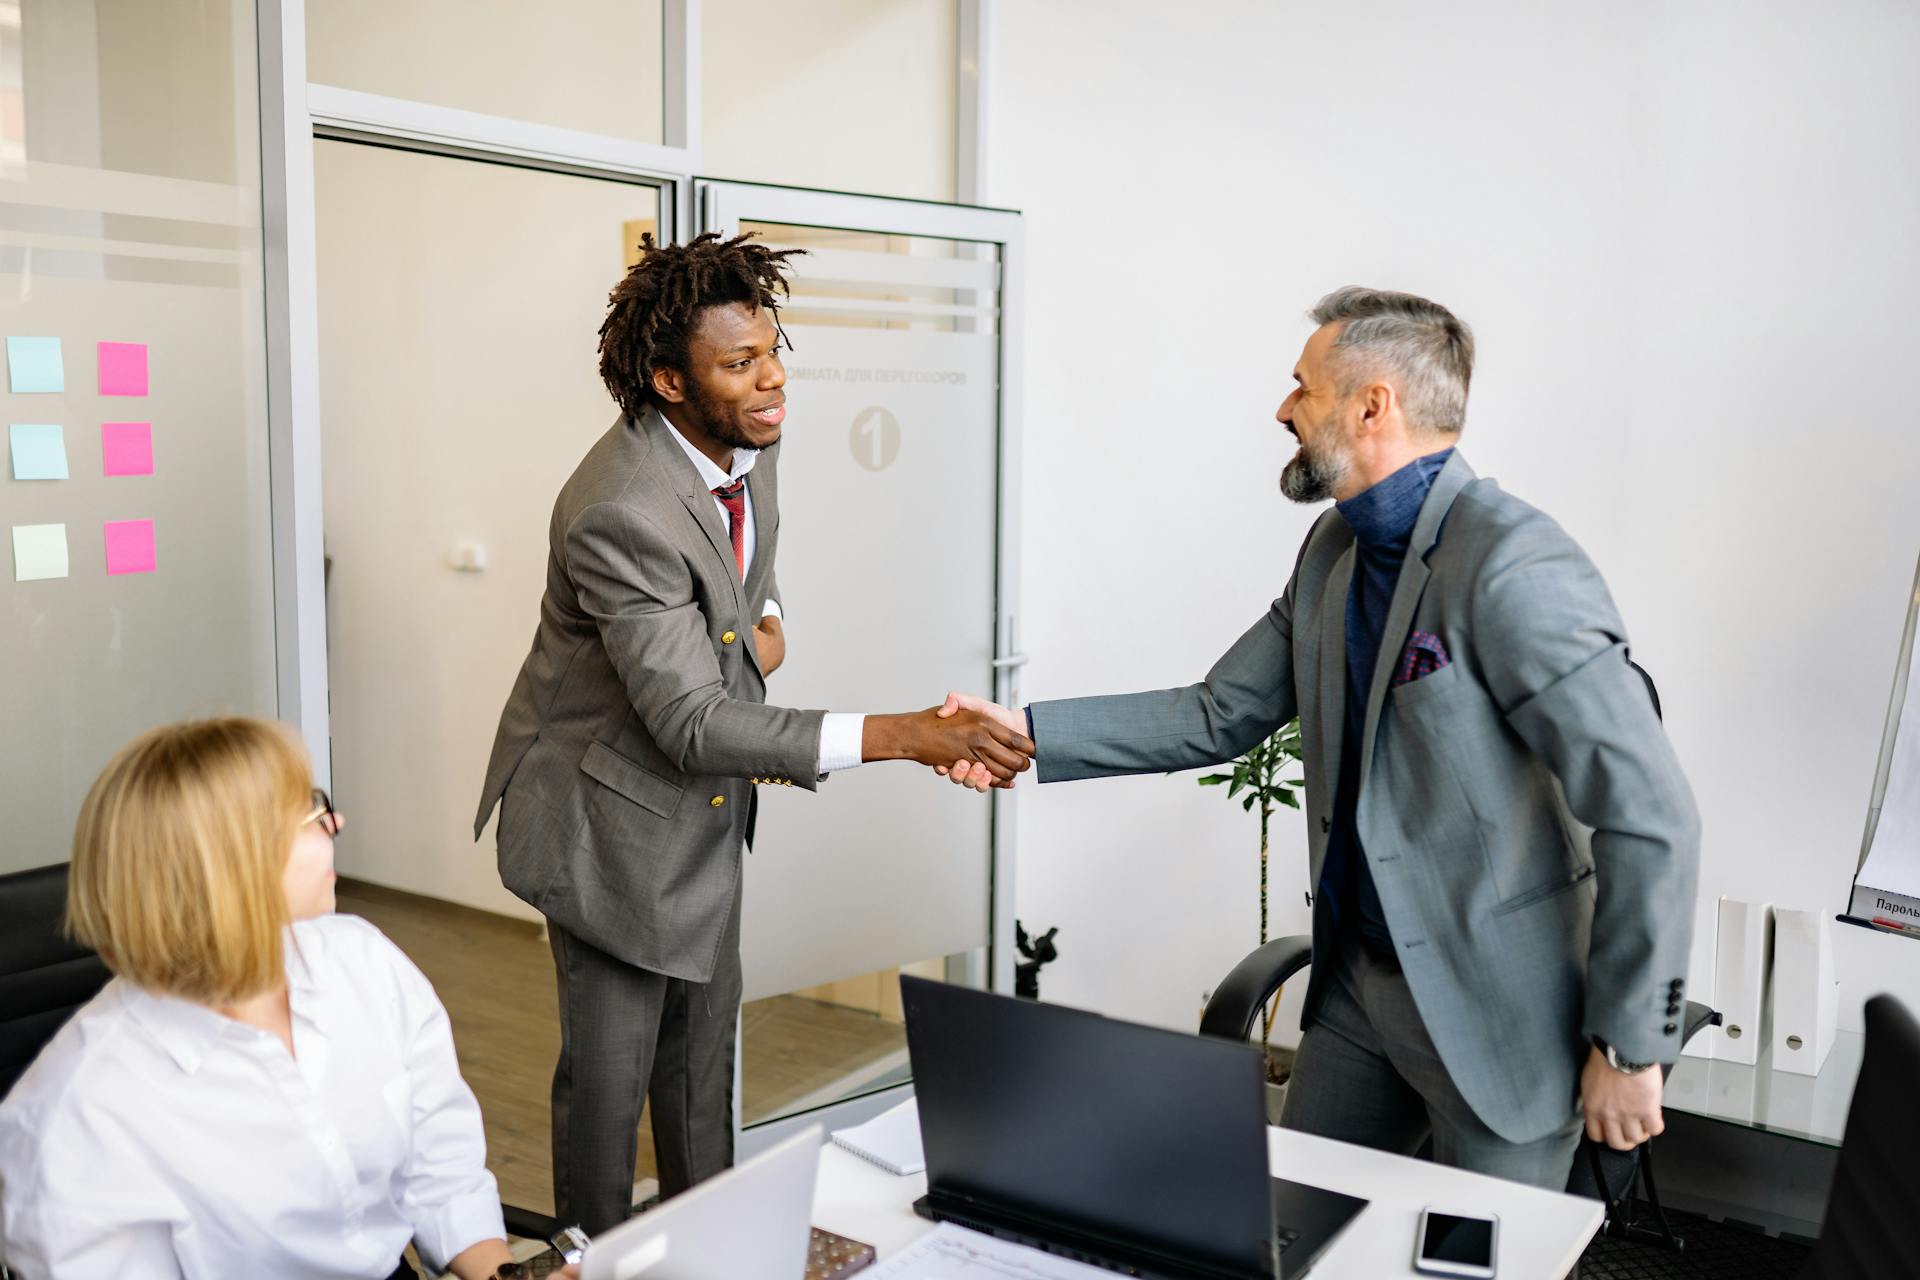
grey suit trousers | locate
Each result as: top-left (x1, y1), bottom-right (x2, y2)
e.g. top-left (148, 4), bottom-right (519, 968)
top-left (1279, 937), bottom-right (1583, 1191)
top-left (548, 874), bottom-right (743, 1234)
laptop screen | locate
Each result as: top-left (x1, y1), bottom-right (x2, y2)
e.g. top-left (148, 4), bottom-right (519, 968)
top-left (901, 977), bottom-right (1275, 1277)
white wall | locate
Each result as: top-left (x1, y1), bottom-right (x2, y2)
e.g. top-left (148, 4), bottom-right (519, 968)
top-left (988, 0), bottom-right (1920, 1036)
top-left (700, 0), bottom-right (955, 201)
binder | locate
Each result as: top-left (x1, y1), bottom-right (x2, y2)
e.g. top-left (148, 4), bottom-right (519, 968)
top-left (1768, 908), bottom-right (1839, 1076)
top-left (1680, 897), bottom-right (1719, 1061)
top-left (1708, 898), bottom-right (1774, 1065)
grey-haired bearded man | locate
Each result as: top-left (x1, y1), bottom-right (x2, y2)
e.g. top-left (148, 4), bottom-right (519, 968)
top-left (940, 287), bottom-right (1699, 1188)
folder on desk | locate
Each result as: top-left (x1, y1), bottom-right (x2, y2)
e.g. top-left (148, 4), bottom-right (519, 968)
top-left (1769, 908), bottom-right (1838, 1076)
top-left (1709, 898), bottom-right (1774, 1065)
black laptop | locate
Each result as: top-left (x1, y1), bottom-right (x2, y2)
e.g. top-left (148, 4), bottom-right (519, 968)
top-left (899, 976), bottom-right (1365, 1280)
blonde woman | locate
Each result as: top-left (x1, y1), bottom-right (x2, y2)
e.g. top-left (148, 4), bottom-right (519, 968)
top-left (0, 719), bottom-right (533, 1279)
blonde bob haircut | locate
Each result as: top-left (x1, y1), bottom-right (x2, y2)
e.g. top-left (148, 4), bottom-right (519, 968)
top-left (68, 717), bottom-right (312, 1004)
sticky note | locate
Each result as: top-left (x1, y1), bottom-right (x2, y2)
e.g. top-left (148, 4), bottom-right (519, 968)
top-left (9, 424), bottom-right (69, 480)
top-left (97, 342), bottom-right (148, 396)
top-left (103, 519), bottom-right (157, 575)
top-left (12, 524), bottom-right (69, 581)
top-left (102, 422), bottom-right (153, 476)
top-left (6, 337), bottom-right (64, 393)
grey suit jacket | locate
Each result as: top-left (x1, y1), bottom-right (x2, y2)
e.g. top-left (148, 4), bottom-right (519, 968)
top-left (475, 408), bottom-right (826, 982)
top-left (1030, 451), bottom-right (1700, 1144)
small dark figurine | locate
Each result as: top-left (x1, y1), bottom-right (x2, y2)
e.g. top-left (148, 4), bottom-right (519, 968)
top-left (1014, 920), bottom-right (1059, 999)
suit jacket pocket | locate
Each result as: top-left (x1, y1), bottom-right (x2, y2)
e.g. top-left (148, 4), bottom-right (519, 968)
top-left (1491, 864), bottom-right (1595, 916)
top-left (1390, 658), bottom-right (1462, 711)
top-left (581, 740), bottom-right (684, 820)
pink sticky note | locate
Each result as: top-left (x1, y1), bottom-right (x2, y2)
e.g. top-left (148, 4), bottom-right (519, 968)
top-left (98, 342), bottom-right (149, 396)
top-left (102, 422), bottom-right (153, 476)
top-left (103, 519), bottom-right (157, 575)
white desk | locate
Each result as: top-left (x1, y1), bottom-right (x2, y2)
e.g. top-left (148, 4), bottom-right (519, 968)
top-left (812, 1126), bottom-right (1603, 1279)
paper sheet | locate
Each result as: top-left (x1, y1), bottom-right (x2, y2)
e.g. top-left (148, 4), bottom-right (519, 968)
top-left (867, 1224), bottom-right (1120, 1280)
top-left (1860, 590), bottom-right (1920, 899)
top-left (6, 336), bottom-right (64, 393)
top-left (101, 422), bottom-right (154, 476)
top-left (97, 341), bottom-right (149, 396)
top-left (11, 524), bottom-right (69, 582)
top-left (9, 424), bottom-right (68, 480)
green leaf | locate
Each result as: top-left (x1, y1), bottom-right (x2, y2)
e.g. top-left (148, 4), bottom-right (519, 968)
top-left (1197, 774), bottom-right (1230, 786)
top-left (1242, 795), bottom-right (1257, 811)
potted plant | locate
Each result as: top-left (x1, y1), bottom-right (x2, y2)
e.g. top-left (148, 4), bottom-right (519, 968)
top-left (1198, 719), bottom-right (1305, 1101)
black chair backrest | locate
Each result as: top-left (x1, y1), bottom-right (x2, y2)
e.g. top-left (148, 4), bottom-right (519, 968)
top-left (0, 862), bottom-right (113, 1099)
top-left (1802, 994), bottom-right (1920, 1278)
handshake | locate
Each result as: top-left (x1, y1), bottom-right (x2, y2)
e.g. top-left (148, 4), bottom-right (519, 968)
top-left (861, 692), bottom-right (1034, 793)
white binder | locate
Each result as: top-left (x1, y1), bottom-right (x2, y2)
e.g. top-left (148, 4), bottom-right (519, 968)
top-left (1708, 898), bottom-right (1774, 1065)
top-left (1680, 896), bottom-right (1719, 1060)
top-left (1768, 908), bottom-right (1839, 1075)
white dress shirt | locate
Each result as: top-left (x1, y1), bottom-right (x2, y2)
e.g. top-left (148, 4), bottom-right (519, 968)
top-left (0, 914), bottom-right (504, 1280)
top-left (661, 422), bottom-right (865, 773)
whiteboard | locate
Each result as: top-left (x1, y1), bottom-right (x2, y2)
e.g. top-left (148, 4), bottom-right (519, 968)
top-left (1850, 554), bottom-right (1920, 920)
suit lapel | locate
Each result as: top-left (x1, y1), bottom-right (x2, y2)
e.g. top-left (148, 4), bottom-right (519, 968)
top-left (645, 408), bottom-right (754, 625)
top-left (1356, 450), bottom-right (1478, 792)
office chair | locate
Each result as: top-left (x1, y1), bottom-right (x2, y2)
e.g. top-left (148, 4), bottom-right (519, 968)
top-left (1797, 994), bottom-right (1920, 1279)
top-left (0, 862), bottom-right (113, 1100)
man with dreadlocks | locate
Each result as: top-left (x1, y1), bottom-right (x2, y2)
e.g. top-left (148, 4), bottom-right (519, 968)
top-left (475, 231), bottom-right (1032, 1232)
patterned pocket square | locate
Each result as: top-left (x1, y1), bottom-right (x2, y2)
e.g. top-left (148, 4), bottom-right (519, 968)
top-left (1393, 630), bottom-right (1451, 688)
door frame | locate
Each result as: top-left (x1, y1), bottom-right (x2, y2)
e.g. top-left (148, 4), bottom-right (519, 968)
top-left (699, 180), bottom-right (1025, 1151)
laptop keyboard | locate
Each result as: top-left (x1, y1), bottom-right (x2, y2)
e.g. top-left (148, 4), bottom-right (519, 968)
top-left (1276, 1226), bottom-right (1302, 1254)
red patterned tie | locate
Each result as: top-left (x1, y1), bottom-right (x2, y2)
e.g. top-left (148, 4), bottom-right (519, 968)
top-left (712, 479), bottom-right (747, 578)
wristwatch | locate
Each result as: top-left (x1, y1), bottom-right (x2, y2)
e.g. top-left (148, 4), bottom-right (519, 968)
top-left (1593, 1036), bottom-right (1657, 1075)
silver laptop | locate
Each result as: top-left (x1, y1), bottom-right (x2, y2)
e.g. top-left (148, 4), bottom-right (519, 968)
top-left (581, 1126), bottom-right (820, 1280)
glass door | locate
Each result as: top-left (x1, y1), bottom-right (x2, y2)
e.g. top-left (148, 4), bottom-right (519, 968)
top-left (697, 183), bottom-right (1024, 1149)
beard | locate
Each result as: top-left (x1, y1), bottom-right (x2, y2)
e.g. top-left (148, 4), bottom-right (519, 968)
top-left (682, 376), bottom-right (766, 452)
top-left (1278, 427), bottom-right (1352, 503)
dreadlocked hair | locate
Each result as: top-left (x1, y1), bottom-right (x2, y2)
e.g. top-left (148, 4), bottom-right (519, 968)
top-left (597, 230), bottom-right (805, 419)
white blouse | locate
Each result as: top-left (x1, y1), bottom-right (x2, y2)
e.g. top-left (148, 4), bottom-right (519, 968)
top-left (0, 913), bottom-right (505, 1279)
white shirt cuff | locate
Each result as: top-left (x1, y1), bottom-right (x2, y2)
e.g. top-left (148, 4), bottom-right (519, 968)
top-left (761, 598), bottom-right (783, 621)
top-left (412, 1182), bottom-right (507, 1277)
top-left (817, 713), bottom-right (865, 774)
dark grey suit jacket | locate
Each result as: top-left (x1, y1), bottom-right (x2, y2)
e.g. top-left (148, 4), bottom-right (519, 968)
top-left (475, 408), bottom-right (826, 982)
top-left (1030, 451), bottom-right (1700, 1144)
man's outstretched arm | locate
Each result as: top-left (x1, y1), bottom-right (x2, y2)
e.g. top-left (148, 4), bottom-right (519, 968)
top-left (936, 591), bottom-right (1299, 791)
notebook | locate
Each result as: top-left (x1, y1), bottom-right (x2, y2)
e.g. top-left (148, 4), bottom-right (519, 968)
top-left (830, 1097), bottom-right (925, 1175)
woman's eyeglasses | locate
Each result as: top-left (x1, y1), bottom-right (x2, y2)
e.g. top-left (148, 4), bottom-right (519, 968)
top-left (302, 788), bottom-right (340, 837)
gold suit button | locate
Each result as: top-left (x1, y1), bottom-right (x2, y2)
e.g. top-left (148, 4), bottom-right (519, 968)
top-left (710, 795), bottom-right (725, 808)
top-left (721, 631), bottom-right (737, 645)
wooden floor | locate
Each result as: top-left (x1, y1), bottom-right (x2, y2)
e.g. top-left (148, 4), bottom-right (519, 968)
top-left (336, 880), bottom-right (904, 1217)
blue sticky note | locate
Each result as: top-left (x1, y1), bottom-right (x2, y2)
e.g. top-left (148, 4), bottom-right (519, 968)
top-left (9, 424), bottom-right (69, 480)
top-left (6, 337), bottom-right (64, 394)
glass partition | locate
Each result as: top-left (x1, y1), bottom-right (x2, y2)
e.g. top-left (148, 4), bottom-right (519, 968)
top-left (729, 216), bottom-right (1004, 1126)
top-left (0, 0), bottom-right (276, 873)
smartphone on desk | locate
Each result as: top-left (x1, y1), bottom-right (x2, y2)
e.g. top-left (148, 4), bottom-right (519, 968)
top-left (1413, 1208), bottom-right (1498, 1278)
